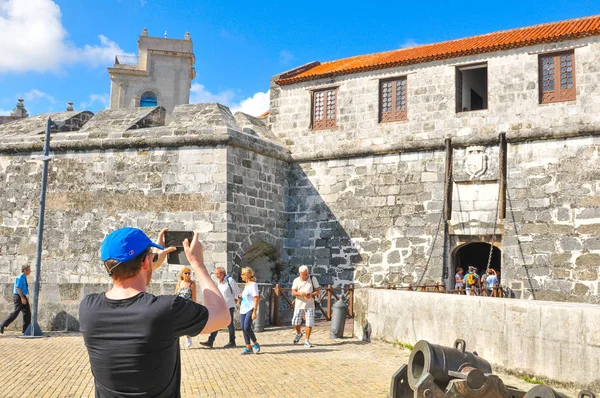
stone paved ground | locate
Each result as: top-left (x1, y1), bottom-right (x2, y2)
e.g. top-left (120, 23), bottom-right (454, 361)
top-left (0, 323), bottom-right (580, 397)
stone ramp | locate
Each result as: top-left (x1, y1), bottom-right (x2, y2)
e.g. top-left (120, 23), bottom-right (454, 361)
top-left (0, 111), bottom-right (93, 137)
top-left (169, 103), bottom-right (239, 132)
top-left (79, 106), bottom-right (166, 132)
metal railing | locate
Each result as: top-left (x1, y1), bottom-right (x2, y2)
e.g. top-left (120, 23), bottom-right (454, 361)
top-left (115, 54), bottom-right (138, 67)
top-left (376, 283), bottom-right (506, 297)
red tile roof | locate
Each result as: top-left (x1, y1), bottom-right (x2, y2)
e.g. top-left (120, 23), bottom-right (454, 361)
top-left (276, 15), bottom-right (600, 86)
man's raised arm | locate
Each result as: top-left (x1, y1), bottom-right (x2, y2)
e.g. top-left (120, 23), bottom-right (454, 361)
top-left (183, 232), bottom-right (229, 333)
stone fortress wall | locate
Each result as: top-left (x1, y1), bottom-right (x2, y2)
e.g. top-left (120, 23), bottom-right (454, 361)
top-left (0, 31), bottom-right (599, 331)
top-left (270, 35), bottom-right (600, 303)
top-left (0, 104), bottom-right (290, 330)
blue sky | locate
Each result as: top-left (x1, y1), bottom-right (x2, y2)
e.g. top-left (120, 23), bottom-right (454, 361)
top-left (1, 0), bottom-right (599, 117)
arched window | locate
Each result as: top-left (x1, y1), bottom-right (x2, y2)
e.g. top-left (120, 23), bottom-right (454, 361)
top-left (140, 91), bottom-right (158, 107)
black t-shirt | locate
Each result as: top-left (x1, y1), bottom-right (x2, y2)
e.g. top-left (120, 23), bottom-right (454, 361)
top-left (79, 292), bottom-right (209, 398)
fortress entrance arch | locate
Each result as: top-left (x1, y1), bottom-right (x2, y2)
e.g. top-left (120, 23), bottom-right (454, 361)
top-left (453, 241), bottom-right (501, 282)
top-left (240, 242), bottom-right (283, 283)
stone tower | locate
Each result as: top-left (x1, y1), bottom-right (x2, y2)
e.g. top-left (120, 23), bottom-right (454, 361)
top-left (108, 28), bottom-right (195, 115)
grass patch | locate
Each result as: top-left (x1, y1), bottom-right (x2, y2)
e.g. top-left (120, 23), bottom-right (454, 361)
top-left (391, 340), bottom-right (413, 350)
top-left (520, 376), bottom-right (544, 385)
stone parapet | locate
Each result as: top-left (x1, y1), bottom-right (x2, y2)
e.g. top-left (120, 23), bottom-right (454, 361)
top-left (353, 288), bottom-right (600, 390)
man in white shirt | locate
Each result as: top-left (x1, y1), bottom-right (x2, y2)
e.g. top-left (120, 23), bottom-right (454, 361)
top-left (200, 266), bottom-right (241, 348)
top-left (291, 265), bottom-right (320, 347)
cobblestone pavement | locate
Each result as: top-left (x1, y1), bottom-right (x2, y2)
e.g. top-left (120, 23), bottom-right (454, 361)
top-left (0, 324), bottom-right (580, 397)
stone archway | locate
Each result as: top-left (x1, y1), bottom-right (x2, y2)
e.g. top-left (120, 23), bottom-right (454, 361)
top-left (454, 241), bottom-right (501, 282)
top-left (240, 242), bottom-right (283, 283)
top-left (232, 232), bottom-right (283, 283)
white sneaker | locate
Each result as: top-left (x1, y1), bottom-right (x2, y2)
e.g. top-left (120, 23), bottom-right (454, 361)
top-left (185, 337), bottom-right (192, 348)
top-left (304, 340), bottom-right (314, 348)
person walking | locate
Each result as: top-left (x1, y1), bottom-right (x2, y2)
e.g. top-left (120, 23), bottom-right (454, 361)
top-left (291, 265), bottom-right (320, 348)
top-left (238, 267), bottom-right (261, 355)
top-left (174, 267), bottom-right (197, 348)
top-left (0, 265), bottom-right (32, 335)
top-left (200, 266), bottom-right (240, 348)
top-left (79, 227), bottom-right (230, 397)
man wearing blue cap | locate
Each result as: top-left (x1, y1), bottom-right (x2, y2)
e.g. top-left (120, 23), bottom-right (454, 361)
top-left (79, 227), bottom-right (230, 398)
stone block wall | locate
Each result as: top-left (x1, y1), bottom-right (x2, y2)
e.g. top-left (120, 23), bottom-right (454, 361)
top-left (269, 37), bottom-right (600, 159)
top-left (287, 151), bottom-right (446, 287)
top-left (504, 136), bottom-right (600, 303)
top-left (227, 147), bottom-right (288, 279)
top-left (0, 146), bottom-right (228, 286)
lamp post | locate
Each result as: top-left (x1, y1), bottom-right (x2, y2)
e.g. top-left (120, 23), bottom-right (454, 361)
top-left (22, 117), bottom-right (54, 338)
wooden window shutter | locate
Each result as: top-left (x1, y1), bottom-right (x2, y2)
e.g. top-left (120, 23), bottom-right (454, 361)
top-left (456, 69), bottom-right (463, 112)
top-left (380, 78), bottom-right (407, 122)
top-left (540, 51), bottom-right (576, 104)
top-left (312, 88), bottom-right (337, 130)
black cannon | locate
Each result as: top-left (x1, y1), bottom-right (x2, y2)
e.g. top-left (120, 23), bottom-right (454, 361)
top-left (524, 386), bottom-right (597, 398)
top-left (390, 339), bottom-right (526, 398)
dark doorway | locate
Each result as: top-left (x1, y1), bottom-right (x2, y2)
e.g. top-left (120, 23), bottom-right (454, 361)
top-left (454, 242), bottom-right (501, 279)
top-left (240, 242), bottom-right (284, 283)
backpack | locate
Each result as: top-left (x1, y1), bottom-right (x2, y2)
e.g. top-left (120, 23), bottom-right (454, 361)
top-left (467, 273), bottom-right (476, 286)
top-left (309, 275), bottom-right (321, 303)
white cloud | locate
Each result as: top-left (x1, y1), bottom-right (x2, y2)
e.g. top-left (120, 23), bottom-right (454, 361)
top-left (230, 91), bottom-right (270, 117)
top-left (22, 89), bottom-right (56, 104)
top-left (79, 35), bottom-right (128, 67)
top-left (0, 108), bottom-right (11, 116)
top-left (279, 50), bottom-right (294, 65)
top-left (0, 0), bottom-right (131, 73)
top-left (79, 93), bottom-right (109, 110)
top-left (189, 84), bottom-right (269, 117)
top-left (399, 39), bottom-right (418, 48)
top-left (190, 84), bottom-right (236, 105)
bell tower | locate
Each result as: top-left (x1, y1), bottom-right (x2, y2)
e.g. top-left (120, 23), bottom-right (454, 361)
top-left (108, 28), bottom-right (195, 115)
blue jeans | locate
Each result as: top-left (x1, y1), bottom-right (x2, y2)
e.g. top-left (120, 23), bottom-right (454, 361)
top-left (240, 310), bottom-right (257, 345)
top-left (208, 307), bottom-right (235, 344)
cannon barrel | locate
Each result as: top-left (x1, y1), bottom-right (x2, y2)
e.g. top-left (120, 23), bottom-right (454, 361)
top-left (523, 385), bottom-right (570, 398)
top-left (407, 339), bottom-right (492, 389)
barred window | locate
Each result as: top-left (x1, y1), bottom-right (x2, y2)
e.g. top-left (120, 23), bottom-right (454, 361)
top-left (312, 88), bottom-right (337, 130)
top-left (380, 77), bottom-right (407, 122)
top-left (540, 51), bottom-right (576, 104)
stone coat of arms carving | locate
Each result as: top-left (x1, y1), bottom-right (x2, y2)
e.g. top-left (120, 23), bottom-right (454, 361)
top-left (464, 146), bottom-right (487, 179)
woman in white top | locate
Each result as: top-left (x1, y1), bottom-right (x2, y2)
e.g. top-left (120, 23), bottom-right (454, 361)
top-left (238, 267), bottom-right (260, 355)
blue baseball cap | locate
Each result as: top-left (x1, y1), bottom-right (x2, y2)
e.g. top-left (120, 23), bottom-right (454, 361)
top-left (100, 227), bottom-right (164, 263)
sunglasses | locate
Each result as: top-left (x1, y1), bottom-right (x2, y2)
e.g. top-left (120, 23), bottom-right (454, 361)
top-left (183, 272), bottom-right (191, 275)
top-left (148, 253), bottom-right (159, 262)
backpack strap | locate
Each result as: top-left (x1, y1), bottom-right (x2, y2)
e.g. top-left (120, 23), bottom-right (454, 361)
top-left (226, 276), bottom-right (233, 295)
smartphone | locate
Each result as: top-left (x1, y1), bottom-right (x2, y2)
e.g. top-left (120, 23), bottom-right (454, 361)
top-left (164, 231), bottom-right (194, 265)
top-left (164, 231), bottom-right (194, 248)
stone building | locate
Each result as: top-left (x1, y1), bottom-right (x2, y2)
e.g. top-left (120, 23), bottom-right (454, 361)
top-left (108, 28), bottom-right (195, 115)
top-left (267, 14), bottom-right (600, 303)
top-left (0, 15), bottom-right (600, 331)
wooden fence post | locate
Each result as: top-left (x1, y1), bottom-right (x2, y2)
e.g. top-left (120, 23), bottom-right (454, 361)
top-left (349, 284), bottom-right (354, 318)
top-left (273, 284), bottom-right (280, 326)
top-left (327, 285), bottom-right (332, 320)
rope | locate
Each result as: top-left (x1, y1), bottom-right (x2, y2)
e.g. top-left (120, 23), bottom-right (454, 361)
top-left (417, 148), bottom-right (452, 286)
top-left (486, 188), bottom-right (500, 271)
